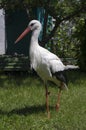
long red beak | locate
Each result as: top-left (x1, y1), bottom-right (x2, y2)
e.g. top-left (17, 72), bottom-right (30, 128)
top-left (15, 27), bottom-right (31, 44)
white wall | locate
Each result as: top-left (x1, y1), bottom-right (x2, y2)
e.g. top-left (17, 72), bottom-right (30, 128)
top-left (0, 9), bottom-right (5, 54)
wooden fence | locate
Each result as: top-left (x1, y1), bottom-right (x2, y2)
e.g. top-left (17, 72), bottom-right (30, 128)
top-left (0, 55), bottom-right (30, 71)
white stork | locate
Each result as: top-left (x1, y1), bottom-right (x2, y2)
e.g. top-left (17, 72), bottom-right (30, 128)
top-left (15, 20), bottom-right (78, 118)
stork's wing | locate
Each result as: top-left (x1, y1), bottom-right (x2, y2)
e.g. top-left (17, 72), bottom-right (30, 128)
top-left (39, 46), bottom-right (65, 73)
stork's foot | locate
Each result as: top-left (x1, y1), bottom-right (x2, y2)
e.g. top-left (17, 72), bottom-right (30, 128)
top-left (56, 103), bottom-right (60, 112)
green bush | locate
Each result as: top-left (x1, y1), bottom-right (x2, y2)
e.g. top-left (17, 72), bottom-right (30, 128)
top-left (74, 19), bottom-right (86, 71)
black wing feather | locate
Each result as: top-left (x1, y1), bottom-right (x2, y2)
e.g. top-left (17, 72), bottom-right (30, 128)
top-left (52, 71), bottom-right (68, 85)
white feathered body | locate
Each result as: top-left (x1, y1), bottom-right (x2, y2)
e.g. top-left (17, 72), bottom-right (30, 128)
top-left (29, 20), bottom-right (78, 87)
top-left (30, 41), bottom-right (66, 84)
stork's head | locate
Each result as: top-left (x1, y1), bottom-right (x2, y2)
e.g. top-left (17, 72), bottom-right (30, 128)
top-left (15, 20), bottom-right (42, 43)
top-left (29, 20), bottom-right (42, 31)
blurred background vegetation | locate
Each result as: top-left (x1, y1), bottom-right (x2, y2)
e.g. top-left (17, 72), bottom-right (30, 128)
top-left (0, 0), bottom-right (86, 71)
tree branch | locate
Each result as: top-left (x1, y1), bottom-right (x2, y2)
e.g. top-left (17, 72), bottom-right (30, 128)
top-left (42, 5), bottom-right (86, 45)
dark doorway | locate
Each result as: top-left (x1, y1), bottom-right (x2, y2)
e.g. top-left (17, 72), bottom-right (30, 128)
top-left (5, 9), bottom-right (30, 56)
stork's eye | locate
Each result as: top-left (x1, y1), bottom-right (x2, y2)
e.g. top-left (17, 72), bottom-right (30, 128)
top-left (30, 23), bottom-right (34, 26)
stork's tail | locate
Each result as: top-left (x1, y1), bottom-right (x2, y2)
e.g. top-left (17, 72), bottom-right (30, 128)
top-left (65, 65), bottom-right (79, 70)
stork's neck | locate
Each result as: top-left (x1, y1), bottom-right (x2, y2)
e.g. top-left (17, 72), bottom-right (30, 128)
top-left (30, 29), bottom-right (40, 46)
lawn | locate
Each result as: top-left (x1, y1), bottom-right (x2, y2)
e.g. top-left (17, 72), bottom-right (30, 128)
top-left (0, 71), bottom-right (86, 130)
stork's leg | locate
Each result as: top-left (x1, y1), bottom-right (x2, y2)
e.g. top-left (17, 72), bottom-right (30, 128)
top-left (56, 89), bottom-right (62, 111)
top-left (56, 82), bottom-right (64, 111)
top-left (45, 84), bottom-right (50, 118)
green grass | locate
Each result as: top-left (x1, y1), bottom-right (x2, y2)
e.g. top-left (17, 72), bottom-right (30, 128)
top-left (0, 71), bottom-right (86, 130)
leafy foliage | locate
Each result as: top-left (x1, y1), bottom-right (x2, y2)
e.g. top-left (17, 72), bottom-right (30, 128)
top-left (0, 0), bottom-right (86, 43)
top-left (54, 21), bottom-right (77, 58)
top-left (73, 19), bottom-right (86, 71)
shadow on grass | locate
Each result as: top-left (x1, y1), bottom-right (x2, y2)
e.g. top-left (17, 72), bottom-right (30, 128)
top-left (0, 71), bottom-right (39, 88)
top-left (0, 105), bottom-right (55, 116)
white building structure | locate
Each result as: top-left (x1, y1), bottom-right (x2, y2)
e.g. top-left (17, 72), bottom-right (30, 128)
top-left (0, 8), bottom-right (6, 54)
